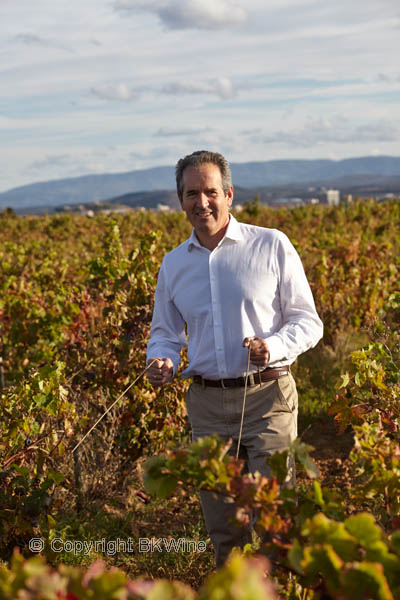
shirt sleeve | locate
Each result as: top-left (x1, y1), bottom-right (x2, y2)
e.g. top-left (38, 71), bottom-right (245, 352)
top-left (146, 259), bottom-right (187, 373)
top-left (265, 231), bottom-right (323, 365)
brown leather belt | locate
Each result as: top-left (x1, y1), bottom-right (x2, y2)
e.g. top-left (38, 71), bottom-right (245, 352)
top-left (193, 366), bottom-right (290, 388)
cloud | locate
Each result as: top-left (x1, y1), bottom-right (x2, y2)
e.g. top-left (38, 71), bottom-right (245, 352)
top-left (27, 149), bottom-right (119, 178)
top-left (154, 126), bottom-right (213, 137)
top-left (130, 147), bottom-right (175, 160)
top-left (377, 73), bottom-right (400, 83)
top-left (14, 33), bottom-right (72, 52)
top-left (251, 117), bottom-right (399, 148)
top-left (354, 121), bottom-right (399, 143)
top-left (114, 0), bottom-right (247, 30)
top-left (162, 77), bottom-right (237, 99)
top-left (91, 83), bottom-right (138, 102)
top-left (29, 154), bottom-right (73, 170)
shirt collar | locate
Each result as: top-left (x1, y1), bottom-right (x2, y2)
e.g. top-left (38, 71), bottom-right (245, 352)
top-left (187, 213), bottom-right (243, 251)
top-left (224, 214), bottom-right (243, 242)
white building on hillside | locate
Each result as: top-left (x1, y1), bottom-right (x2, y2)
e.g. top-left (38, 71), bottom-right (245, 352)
top-left (326, 189), bottom-right (340, 206)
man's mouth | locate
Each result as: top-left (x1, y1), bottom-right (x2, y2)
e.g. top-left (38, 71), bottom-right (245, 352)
top-left (196, 211), bottom-right (213, 217)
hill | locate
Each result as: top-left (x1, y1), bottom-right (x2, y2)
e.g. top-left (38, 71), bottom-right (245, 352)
top-left (1, 156), bottom-right (399, 212)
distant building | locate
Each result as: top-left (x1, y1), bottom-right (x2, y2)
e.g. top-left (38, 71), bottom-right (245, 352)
top-left (99, 206), bottom-right (132, 215)
top-left (157, 203), bottom-right (172, 213)
top-left (272, 197), bottom-right (304, 208)
top-left (326, 189), bottom-right (340, 206)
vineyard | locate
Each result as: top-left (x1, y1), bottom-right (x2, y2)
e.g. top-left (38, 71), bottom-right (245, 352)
top-left (0, 199), bottom-right (399, 599)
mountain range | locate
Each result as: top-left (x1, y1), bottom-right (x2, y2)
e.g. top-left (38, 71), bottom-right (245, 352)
top-left (1, 156), bottom-right (399, 213)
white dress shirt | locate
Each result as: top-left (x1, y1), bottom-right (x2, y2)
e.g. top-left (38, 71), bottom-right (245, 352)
top-left (147, 214), bottom-right (323, 379)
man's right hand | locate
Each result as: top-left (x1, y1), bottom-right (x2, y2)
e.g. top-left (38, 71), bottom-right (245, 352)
top-left (147, 357), bottom-right (174, 387)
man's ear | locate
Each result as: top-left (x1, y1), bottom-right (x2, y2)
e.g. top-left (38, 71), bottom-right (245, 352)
top-left (226, 186), bottom-right (234, 207)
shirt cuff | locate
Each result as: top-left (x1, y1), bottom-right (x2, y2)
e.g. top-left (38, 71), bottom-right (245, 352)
top-left (263, 335), bottom-right (287, 365)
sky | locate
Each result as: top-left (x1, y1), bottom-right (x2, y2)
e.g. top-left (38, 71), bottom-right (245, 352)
top-left (1, 0), bottom-right (399, 192)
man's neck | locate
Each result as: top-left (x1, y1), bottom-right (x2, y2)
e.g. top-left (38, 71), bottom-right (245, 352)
top-left (194, 217), bottom-right (231, 251)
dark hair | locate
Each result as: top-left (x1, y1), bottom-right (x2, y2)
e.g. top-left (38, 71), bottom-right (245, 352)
top-left (175, 150), bottom-right (232, 198)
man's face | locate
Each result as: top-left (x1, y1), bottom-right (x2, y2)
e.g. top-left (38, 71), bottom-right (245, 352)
top-left (179, 163), bottom-right (233, 241)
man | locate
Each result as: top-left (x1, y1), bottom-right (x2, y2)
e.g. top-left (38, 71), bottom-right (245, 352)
top-left (146, 150), bottom-right (323, 567)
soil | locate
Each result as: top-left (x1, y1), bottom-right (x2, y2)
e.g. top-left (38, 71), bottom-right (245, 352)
top-left (299, 414), bottom-right (354, 489)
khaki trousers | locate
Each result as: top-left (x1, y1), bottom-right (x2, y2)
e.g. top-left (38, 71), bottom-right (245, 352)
top-left (185, 373), bottom-right (298, 567)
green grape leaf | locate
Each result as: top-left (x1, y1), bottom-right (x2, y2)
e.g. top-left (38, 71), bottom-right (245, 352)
top-left (143, 456), bottom-right (177, 499)
top-left (302, 544), bottom-right (343, 594)
top-left (288, 538), bottom-right (304, 574)
top-left (267, 450), bottom-right (288, 484)
top-left (313, 481), bottom-right (325, 508)
top-left (340, 562), bottom-right (393, 600)
top-left (345, 513), bottom-right (382, 548)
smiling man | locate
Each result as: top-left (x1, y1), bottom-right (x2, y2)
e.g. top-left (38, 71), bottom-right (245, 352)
top-left (178, 160), bottom-right (233, 249)
top-left (146, 150), bottom-right (323, 567)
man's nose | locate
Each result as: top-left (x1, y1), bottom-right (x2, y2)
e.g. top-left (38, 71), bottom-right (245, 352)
top-left (197, 193), bottom-right (209, 207)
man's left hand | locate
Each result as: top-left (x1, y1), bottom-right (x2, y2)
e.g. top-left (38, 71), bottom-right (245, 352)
top-left (242, 337), bottom-right (270, 367)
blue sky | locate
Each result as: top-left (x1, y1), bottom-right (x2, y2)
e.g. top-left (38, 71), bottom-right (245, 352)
top-left (1, 0), bottom-right (399, 192)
